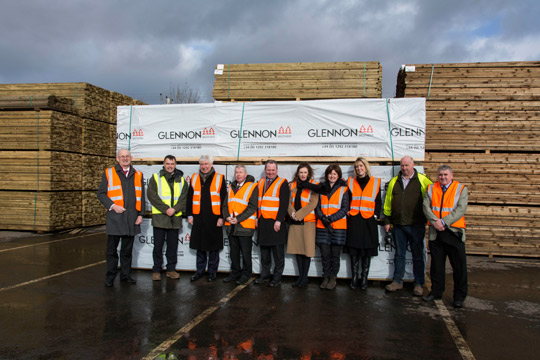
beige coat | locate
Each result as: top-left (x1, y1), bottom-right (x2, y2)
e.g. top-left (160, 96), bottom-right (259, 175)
top-left (286, 186), bottom-right (319, 257)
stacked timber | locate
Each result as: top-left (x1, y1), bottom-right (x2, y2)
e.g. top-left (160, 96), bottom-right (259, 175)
top-left (397, 61), bottom-right (540, 257)
top-left (213, 61), bottom-right (382, 101)
top-left (0, 83), bottom-right (145, 231)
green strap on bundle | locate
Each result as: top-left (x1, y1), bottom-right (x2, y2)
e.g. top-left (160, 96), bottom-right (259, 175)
top-left (386, 99), bottom-right (396, 177)
top-left (427, 64), bottom-right (434, 100)
top-left (33, 111), bottom-right (40, 230)
top-left (128, 106), bottom-right (133, 150)
top-left (363, 61), bottom-right (366, 97)
top-left (236, 102), bottom-right (246, 160)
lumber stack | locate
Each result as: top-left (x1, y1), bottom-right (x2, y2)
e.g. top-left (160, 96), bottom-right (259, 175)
top-left (0, 82), bottom-right (145, 231)
top-left (213, 61), bottom-right (382, 101)
top-left (397, 61), bottom-right (540, 257)
top-left (0, 111), bottom-right (82, 152)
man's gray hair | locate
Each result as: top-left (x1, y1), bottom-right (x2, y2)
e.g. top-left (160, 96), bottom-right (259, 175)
top-left (438, 165), bottom-right (453, 173)
top-left (199, 154), bottom-right (214, 164)
top-left (116, 148), bottom-right (131, 156)
top-left (235, 164), bottom-right (247, 172)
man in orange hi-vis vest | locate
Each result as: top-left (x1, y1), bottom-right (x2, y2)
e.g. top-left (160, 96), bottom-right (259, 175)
top-left (97, 148), bottom-right (144, 287)
top-left (187, 155), bottom-right (227, 282)
top-left (422, 165), bottom-right (468, 308)
top-left (255, 159), bottom-right (290, 287)
top-left (222, 165), bottom-right (258, 285)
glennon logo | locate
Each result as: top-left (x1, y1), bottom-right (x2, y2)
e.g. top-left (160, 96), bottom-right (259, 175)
top-left (230, 125), bottom-right (292, 139)
top-left (202, 127), bottom-right (215, 137)
top-left (391, 127), bottom-right (425, 137)
top-left (158, 127), bottom-right (215, 140)
top-left (132, 128), bottom-right (144, 137)
top-left (179, 233), bottom-right (191, 245)
top-left (117, 132), bottom-right (131, 140)
top-left (307, 126), bottom-right (375, 138)
top-left (278, 126), bottom-right (292, 137)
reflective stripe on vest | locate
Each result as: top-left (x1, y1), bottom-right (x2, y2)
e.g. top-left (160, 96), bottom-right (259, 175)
top-left (151, 173), bottom-right (184, 216)
top-left (258, 177), bottom-right (286, 220)
top-left (316, 185), bottom-right (347, 229)
top-left (106, 167), bottom-right (142, 211)
top-left (191, 172), bottom-right (223, 215)
top-left (427, 181), bottom-right (466, 228)
top-left (348, 177), bottom-right (380, 218)
top-left (290, 180), bottom-right (316, 222)
top-left (225, 182), bottom-right (257, 229)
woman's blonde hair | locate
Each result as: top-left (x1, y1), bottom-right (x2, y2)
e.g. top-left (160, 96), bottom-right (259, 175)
top-left (353, 157), bottom-right (371, 177)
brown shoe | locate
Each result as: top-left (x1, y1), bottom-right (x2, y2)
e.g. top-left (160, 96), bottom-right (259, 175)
top-left (152, 272), bottom-right (161, 281)
top-left (326, 276), bottom-right (337, 290)
top-left (413, 285), bottom-right (424, 296)
top-left (320, 276), bottom-right (329, 289)
top-left (385, 281), bottom-right (403, 292)
top-left (166, 271), bottom-right (180, 279)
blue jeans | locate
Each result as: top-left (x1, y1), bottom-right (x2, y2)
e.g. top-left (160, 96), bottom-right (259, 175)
top-left (392, 224), bottom-right (426, 286)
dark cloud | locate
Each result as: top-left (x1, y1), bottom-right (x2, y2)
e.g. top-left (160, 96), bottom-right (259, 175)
top-left (1, 0), bottom-right (538, 103)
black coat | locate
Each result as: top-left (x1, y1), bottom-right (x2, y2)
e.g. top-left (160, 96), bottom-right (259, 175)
top-left (187, 170), bottom-right (227, 251)
top-left (346, 175), bottom-right (382, 251)
top-left (97, 164), bottom-right (145, 236)
top-left (257, 177), bottom-right (290, 246)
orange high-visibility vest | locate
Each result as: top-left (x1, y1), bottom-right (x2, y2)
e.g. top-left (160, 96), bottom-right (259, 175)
top-left (258, 177), bottom-right (286, 220)
top-left (427, 181), bottom-right (466, 228)
top-left (190, 172), bottom-right (224, 215)
top-left (348, 176), bottom-right (380, 218)
top-left (316, 185), bottom-right (348, 230)
top-left (225, 181), bottom-right (258, 229)
top-left (106, 167), bottom-right (142, 211)
top-left (289, 180), bottom-right (317, 222)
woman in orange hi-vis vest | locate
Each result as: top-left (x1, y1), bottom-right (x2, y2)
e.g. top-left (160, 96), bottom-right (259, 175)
top-left (287, 162), bottom-right (319, 288)
top-left (346, 157), bottom-right (382, 290)
top-left (315, 164), bottom-right (350, 290)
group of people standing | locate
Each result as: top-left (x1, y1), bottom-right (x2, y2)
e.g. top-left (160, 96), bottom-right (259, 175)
top-left (97, 150), bottom-right (469, 307)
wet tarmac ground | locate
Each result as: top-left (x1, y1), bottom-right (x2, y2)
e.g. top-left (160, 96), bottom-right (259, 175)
top-left (0, 229), bottom-right (539, 360)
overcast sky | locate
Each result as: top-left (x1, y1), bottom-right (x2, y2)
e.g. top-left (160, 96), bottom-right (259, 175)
top-left (1, 0), bottom-right (539, 103)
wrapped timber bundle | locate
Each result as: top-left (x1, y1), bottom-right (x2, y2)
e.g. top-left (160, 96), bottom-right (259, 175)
top-left (397, 61), bottom-right (540, 257)
top-left (213, 61), bottom-right (382, 101)
top-left (0, 82), bottom-right (146, 231)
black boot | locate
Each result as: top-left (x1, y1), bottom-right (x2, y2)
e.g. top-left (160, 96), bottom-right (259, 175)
top-left (299, 256), bottom-right (310, 287)
top-left (349, 255), bottom-right (360, 289)
top-left (293, 255), bottom-right (304, 287)
top-left (360, 256), bottom-right (371, 290)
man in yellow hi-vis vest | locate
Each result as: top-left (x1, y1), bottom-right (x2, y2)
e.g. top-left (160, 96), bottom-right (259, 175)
top-left (147, 155), bottom-right (188, 281)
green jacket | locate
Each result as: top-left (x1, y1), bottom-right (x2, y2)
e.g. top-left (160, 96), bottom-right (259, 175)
top-left (383, 169), bottom-right (432, 226)
top-left (147, 168), bottom-right (188, 229)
